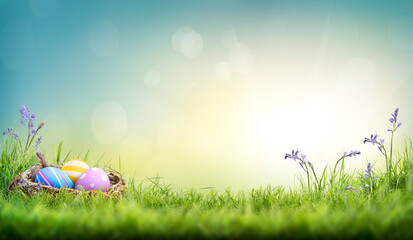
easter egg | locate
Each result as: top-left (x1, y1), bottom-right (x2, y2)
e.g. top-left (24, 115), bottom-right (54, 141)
top-left (61, 159), bottom-right (89, 183)
top-left (75, 168), bottom-right (111, 192)
top-left (35, 167), bottom-right (74, 189)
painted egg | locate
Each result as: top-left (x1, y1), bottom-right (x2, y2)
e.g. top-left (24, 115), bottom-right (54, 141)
top-left (75, 168), bottom-right (111, 192)
top-left (35, 167), bottom-right (74, 189)
top-left (61, 159), bottom-right (89, 184)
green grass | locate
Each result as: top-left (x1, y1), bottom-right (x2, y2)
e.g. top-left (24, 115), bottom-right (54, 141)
top-left (2, 135), bottom-right (413, 239)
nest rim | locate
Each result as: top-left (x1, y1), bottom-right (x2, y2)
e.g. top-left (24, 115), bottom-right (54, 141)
top-left (7, 164), bottom-right (128, 199)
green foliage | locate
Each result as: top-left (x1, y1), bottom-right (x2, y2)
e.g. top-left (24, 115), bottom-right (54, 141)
top-left (0, 136), bottom-right (37, 190)
top-left (2, 134), bottom-right (413, 238)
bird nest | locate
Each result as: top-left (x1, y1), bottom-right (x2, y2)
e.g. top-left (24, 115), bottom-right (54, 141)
top-left (7, 153), bottom-right (128, 200)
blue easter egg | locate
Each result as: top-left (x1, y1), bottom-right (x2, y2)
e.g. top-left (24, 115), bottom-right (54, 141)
top-left (35, 167), bottom-right (74, 189)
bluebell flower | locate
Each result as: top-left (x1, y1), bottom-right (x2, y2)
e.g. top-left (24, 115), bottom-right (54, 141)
top-left (364, 134), bottom-right (378, 145)
top-left (2, 127), bottom-right (18, 140)
top-left (284, 149), bottom-right (300, 162)
top-left (364, 163), bottom-right (372, 179)
top-left (388, 108), bottom-right (402, 133)
top-left (35, 136), bottom-right (42, 149)
top-left (20, 105), bottom-right (31, 126)
top-left (30, 129), bottom-right (37, 137)
top-left (345, 150), bottom-right (361, 158)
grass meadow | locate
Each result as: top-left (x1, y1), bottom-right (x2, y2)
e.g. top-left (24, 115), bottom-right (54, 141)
top-left (1, 107), bottom-right (413, 239)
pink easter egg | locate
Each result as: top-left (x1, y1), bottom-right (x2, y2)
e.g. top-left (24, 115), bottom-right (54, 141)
top-left (74, 168), bottom-right (111, 192)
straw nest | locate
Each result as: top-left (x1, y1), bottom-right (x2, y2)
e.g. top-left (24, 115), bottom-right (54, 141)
top-left (7, 152), bottom-right (128, 200)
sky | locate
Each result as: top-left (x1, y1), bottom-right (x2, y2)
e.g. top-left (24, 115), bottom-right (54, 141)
top-left (1, 0), bottom-right (413, 191)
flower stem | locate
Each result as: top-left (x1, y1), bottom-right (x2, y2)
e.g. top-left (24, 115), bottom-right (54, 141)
top-left (333, 156), bottom-right (345, 177)
top-left (309, 165), bottom-right (320, 191)
top-left (24, 120), bottom-right (31, 154)
top-left (389, 130), bottom-right (394, 178)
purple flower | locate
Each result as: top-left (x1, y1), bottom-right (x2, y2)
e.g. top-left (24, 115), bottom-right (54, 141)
top-left (388, 108), bottom-right (402, 133)
top-left (377, 138), bottom-right (385, 152)
top-left (17, 179), bottom-right (27, 187)
top-left (284, 149), bottom-right (301, 162)
top-left (364, 134), bottom-right (379, 145)
top-left (20, 105), bottom-right (31, 126)
top-left (345, 186), bottom-right (352, 190)
top-left (2, 127), bottom-right (18, 140)
top-left (364, 163), bottom-right (372, 179)
top-left (299, 161), bottom-right (304, 169)
top-left (365, 184), bottom-right (369, 188)
top-left (30, 113), bottom-right (36, 121)
top-left (30, 129), bottom-right (37, 137)
top-left (20, 105), bottom-right (37, 131)
top-left (35, 136), bottom-right (42, 149)
top-left (345, 150), bottom-right (361, 158)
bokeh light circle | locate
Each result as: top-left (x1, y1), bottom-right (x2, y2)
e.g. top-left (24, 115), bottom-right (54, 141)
top-left (180, 31), bottom-right (204, 58)
top-left (171, 26), bottom-right (193, 52)
top-left (222, 31), bottom-right (238, 48)
top-left (29, 0), bottom-right (60, 18)
top-left (89, 20), bottom-right (120, 58)
top-left (388, 16), bottom-right (413, 51)
top-left (228, 43), bottom-right (254, 75)
top-left (215, 61), bottom-right (233, 81)
top-left (0, 20), bottom-right (34, 71)
top-left (144, 71), bottom-right (161, 88)
top-left (91, 101), bottom-right (128, 145)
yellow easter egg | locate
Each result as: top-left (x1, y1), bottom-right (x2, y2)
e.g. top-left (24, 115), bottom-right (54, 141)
top-left (61, 159), bottom-right (89, 184)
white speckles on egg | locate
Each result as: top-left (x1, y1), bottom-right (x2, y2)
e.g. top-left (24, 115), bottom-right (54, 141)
top-left (74, 167), bottom-right (111, 192)
top-left (80, 173), bottom-right (86, 179)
